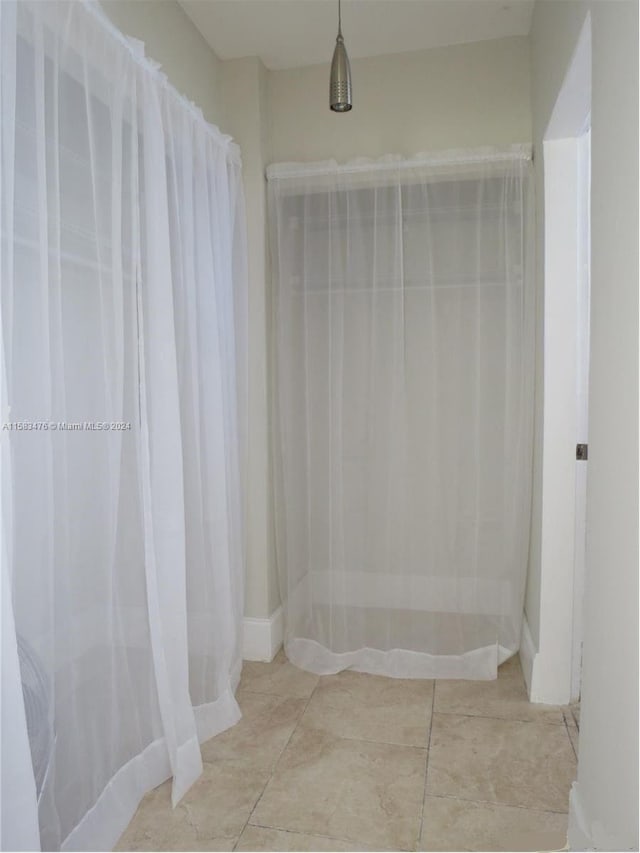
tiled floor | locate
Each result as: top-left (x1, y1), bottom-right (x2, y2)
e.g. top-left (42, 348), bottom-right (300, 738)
top-left (116, 653), bottom-right (579, 852)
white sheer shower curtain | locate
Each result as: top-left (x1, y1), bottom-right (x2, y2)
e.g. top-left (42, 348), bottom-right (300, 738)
top-left (269, 149), bottom-right (533, 680)
top-left (1, 2), bottom-right (246, 849)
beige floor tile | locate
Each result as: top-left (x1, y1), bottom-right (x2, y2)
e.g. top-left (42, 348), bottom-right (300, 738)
top-left (240, 651), bottom-right (319, 698)
top-left (419, 796), bottom-right (569, 852)
top-left (434, 657), bottom-right (566, 725)
top-left (114, 761), bottom-right (269, 852)
top-left (426, 714), bottom-right (576, 812)
top-left (115, 824), bottom-right (234, 852)
top-left (236, 825), bottom-right (383, 851)
top-left (201, 691), bottom-right (305, 769)
top-left (299, 670), bottom-right (433, 747)
top-left (251, 725), bottom-right (426, 850)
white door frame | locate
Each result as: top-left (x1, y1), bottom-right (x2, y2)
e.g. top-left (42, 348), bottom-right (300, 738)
top-left (571, 126), bottom-right (591, 701)
top-left (526, 15), bottom-right (591, 705)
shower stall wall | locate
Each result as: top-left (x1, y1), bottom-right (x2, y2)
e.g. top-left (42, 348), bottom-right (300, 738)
top-left (268, 147), bottom-right (534, 680)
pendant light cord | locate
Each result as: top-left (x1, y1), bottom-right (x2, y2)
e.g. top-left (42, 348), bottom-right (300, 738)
top-left (338, 0), bottom-right (342, 37)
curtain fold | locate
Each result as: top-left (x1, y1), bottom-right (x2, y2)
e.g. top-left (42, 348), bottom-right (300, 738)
top-left (1, 1), bottom-right (247, 849)
top-left (269, 149), bottom-right (534, 680)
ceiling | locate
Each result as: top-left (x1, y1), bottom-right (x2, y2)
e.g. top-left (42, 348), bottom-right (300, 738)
top-left (178, 0), bottom-right (535, 71)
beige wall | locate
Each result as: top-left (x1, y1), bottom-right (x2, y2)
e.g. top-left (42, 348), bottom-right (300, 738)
top-left (576, 1), bottom-right (638, 846)
top-left (101, 0), bottom-right (225, 126)
top-left (529, 0), bottom-right (638, 848)
top-left (268, 36), bottom-right (531, 163)
top-left (221, 58), bottom-right (279, 620)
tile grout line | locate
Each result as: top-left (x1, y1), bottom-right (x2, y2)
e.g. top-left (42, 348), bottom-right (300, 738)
top-left (232, 675), bottom-right (321, 851)
top-left (429, 708), bottom-right (567, 725)
top-left (563, 713), bottom-right (579, 762)
top-left (237, 690), bottom-right (569, 729)
top-left (572, 705), bottom-right (580, 731)
top-left (290, 731), bottom-right (428, 751)
top-left (245, 820), bottom-right (398, 851)
top-left (417, 680), bottom-right (437, 847)
top-left (424, 790), bottom-right (572, 816)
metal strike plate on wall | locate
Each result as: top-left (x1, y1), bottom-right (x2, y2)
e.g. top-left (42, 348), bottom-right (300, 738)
top-left (576, 443), bottom-right (589, 461)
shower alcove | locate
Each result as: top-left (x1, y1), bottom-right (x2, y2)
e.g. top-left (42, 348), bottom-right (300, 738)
top-left (268, 147), bottom-right (534, 680)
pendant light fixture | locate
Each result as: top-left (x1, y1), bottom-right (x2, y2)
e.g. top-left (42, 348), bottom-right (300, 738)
top-left (329, 0), bottom-right (352, 112)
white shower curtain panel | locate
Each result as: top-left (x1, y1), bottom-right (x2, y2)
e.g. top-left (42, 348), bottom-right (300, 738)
top-left (269, 149), bottom-right (534, 680)
top-left (1, 1), bottom-right (247, 849)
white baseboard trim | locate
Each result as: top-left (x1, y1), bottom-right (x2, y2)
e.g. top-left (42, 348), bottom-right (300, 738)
top-left (568, 781), bottom-right (637, 851)
top-left (521, 612), bottom-right (573, 705)
top-left (519, 612), bottom-right (537, 697)
top-left (568, 783), bottom-right (593, 851)
top-left (242, 606), bottom-right (283, 662)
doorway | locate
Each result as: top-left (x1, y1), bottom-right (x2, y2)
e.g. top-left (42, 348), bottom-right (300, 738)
top-left (526, 14), bottom-right (592, 705)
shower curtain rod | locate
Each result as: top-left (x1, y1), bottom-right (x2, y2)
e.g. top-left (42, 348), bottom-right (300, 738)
top-left (266, 144), bottom-right (532, 182)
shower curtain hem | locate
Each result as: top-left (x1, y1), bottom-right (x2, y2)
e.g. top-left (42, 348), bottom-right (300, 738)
top-left (60, 680), bottom-right (242, 853)
top-left (285, 637), bottom-right (515, 681)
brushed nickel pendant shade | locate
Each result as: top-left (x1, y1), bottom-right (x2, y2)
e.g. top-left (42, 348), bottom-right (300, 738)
top-left (330, 0), bottom-right (352, 112)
